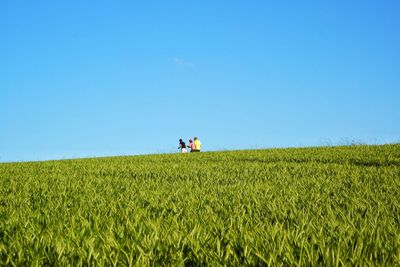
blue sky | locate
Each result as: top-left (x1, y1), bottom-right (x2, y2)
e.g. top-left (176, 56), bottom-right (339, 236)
top-left (1, 1), bottom-right (399, 162)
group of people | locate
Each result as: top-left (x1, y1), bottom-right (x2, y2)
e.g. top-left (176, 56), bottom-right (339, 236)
top-left (178, 137), bottom-right (201, 153)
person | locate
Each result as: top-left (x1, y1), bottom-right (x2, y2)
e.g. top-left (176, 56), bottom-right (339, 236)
top-left (194, 137), bottom-right (202, 152)
top-left (178, 139), bottom-right (187, 153)
top-left (188, 139), bottom-right (196, 152)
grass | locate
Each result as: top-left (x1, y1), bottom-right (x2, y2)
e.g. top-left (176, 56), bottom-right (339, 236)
top-left (1, 144), bottom-right (399, 266)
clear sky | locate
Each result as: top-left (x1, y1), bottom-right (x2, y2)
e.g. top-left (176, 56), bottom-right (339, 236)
top-left (1, 1), bottom-right (399, 162)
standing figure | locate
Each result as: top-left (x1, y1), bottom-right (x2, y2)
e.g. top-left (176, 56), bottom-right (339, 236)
top-left (194, 137), bottom-right (202, 152)
top-left (178, 139), bottom-right (187, 153)
top-left (188, 139), bottom-right (196, 152)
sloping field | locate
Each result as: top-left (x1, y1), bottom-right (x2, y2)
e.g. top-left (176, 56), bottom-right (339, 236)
top-left (1, 145), bottom-right (399, 266)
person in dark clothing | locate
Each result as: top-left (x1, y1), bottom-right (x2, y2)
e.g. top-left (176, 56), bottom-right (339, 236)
top-left (178, 139), bottom-right (187, 153)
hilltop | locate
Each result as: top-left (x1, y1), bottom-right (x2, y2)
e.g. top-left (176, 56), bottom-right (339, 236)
top-left (1, 144), bottom-right (399, 265)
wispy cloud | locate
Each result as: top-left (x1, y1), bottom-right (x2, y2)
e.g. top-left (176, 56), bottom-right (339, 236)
top-left (173, 58), bottom-right (194, 68)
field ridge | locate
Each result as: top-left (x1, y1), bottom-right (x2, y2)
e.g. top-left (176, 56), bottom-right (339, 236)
top-left (1, 144), bottom-right (399, 266)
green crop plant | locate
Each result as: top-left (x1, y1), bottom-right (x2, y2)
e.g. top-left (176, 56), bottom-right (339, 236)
top-left (0, 144), bottom-right (399, 266)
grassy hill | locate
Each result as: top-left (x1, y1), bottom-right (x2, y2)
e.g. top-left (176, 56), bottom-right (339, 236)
top-left (1, 144), bottom-right (399, 266)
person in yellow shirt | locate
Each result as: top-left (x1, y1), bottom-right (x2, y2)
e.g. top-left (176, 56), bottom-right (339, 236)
top-left (194, 137), bottom-right (202, 152)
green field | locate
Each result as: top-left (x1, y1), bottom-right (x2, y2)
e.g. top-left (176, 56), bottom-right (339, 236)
top-left (1, 145), bottom-right (399, 266)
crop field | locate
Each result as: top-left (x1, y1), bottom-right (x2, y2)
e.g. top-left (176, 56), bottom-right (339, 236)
top-left (0, 144), bottom-right (399, 266)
